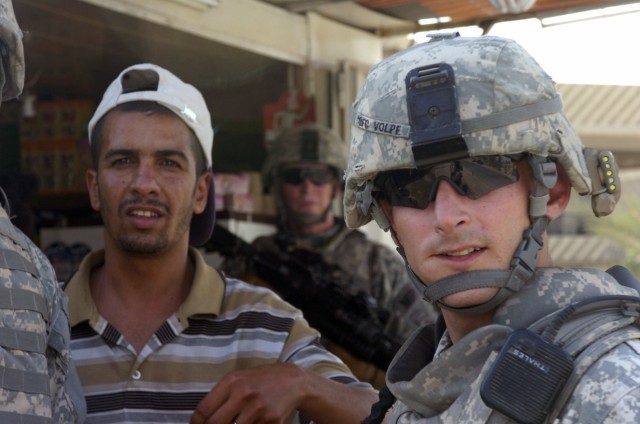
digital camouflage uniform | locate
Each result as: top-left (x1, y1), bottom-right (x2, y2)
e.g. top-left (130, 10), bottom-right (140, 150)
top-left (1, 0), bottom-right (85, 421)
top-left (344, 35), bottom-right (640, 423)
top-left (386, 268), bottom-right (640, 423)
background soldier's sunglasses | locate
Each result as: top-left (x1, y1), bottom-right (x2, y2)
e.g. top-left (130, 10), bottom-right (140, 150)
top-left (278, 167), bottom-right (336, 185)
top-left (378, 156), bottom-right (520, 210)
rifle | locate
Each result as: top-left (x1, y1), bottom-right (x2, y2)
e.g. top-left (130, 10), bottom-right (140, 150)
top-left (206, 223), bottom-right (403, 371)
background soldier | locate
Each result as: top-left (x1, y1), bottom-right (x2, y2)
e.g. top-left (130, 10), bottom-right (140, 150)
top-left (221, 123), bottom-right (437, 388)
top-left (344, 34), bottom-right (640, 423)
top-left (0, 0), bottom-right (85, 421)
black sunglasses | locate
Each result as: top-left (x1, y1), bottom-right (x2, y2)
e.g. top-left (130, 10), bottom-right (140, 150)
top-left (378, 156), bottom-right (520, 210)
top-left (278, 167), bottom-right (336, 186)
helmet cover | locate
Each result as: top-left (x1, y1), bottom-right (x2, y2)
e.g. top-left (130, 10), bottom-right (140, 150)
top-left (263, 123), bottom-right (348, 191)
top-left (344, 35), bottom-right (594, 229)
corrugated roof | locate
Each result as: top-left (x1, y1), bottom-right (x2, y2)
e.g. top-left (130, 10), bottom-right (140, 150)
top-left (557, 84), bottom-right (640, 167)
top-left (558, 84), bottom-right (640, 132)
top-left (549, 234), bottom-right (624, 268)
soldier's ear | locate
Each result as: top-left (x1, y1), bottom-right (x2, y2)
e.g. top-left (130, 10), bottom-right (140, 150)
top-left (379, 197), bottom-right (392, 223)
top-left (546, 166), bottom-right (571, 222)
top-left (378, 197), bottom-right (402, 248)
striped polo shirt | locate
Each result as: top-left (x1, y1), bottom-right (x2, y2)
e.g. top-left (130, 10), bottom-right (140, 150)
top-left (66, 248), bottom-right (369, 423)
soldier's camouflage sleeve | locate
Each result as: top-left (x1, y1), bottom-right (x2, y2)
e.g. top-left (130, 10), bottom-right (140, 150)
top-left (385, 268), bottom-right (640, 424)
top-left (0, 206), bottom-right (86, 422)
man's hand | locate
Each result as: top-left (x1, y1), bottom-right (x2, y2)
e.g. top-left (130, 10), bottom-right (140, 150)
top-left (190, 363), bottom-right (308, 424)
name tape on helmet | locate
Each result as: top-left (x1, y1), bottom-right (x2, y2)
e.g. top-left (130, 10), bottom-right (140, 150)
top-left (352, 95), bottom-right (563, 140)
top-left (352, 113), bottom-right (411, 138)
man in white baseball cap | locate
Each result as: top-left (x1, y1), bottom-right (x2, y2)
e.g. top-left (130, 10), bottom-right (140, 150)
top-left (88, 63), bottom-right (215, 246)
top-left (66, 63), bottom-right (377, 423)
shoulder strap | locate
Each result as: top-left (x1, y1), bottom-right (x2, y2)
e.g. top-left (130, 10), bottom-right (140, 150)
top-left (548, 323), bottom-right (640, 422)
top-left (545, 295), bottom-right (640, 423)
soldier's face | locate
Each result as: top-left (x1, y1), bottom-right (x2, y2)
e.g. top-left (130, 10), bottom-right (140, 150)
top-left (382, 161), bottom-right (533, 309)
top-left (278, 162), bottom-right (337, 225)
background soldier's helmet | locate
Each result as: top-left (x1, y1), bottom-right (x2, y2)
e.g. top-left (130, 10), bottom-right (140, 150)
top-left (0, 0), bottom-right (25, 101)
top-left (263, 123), bottom-right (348, 191)
top-left (344, 35), bottom-right (619, 230)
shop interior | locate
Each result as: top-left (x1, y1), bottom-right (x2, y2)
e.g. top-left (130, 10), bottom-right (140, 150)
top-left (2, 0), bottom-right (306, 273)
top-left (4, 1), bottom-right (296, 224)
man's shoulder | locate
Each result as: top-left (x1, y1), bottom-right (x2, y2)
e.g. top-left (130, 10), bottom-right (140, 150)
top-left (222, 275), bottom-right (302, 315)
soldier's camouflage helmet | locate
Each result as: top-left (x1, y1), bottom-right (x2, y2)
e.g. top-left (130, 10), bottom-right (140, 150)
top-left (263, 123), bottom-right (348, 190)
top-left (0, 0), bottom-right (24, 101)
top-left (344, 35), bottom-right (618, 229)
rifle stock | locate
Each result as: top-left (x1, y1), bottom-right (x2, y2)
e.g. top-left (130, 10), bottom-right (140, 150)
top-left (207, 224), bottom-right (402, 371)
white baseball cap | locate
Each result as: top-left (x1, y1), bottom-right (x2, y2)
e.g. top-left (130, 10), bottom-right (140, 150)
top-left (88, 63), bottom-right (215, 246)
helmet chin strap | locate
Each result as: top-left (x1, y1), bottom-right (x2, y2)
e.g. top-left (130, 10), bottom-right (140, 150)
top-left (398, 156), bottom-right (558, 315)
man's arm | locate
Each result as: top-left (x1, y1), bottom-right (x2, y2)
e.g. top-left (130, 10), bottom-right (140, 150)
top-left (190, 279), bottom-right (378, 424)
top-left (191, 363), bottom-right (378, 424)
